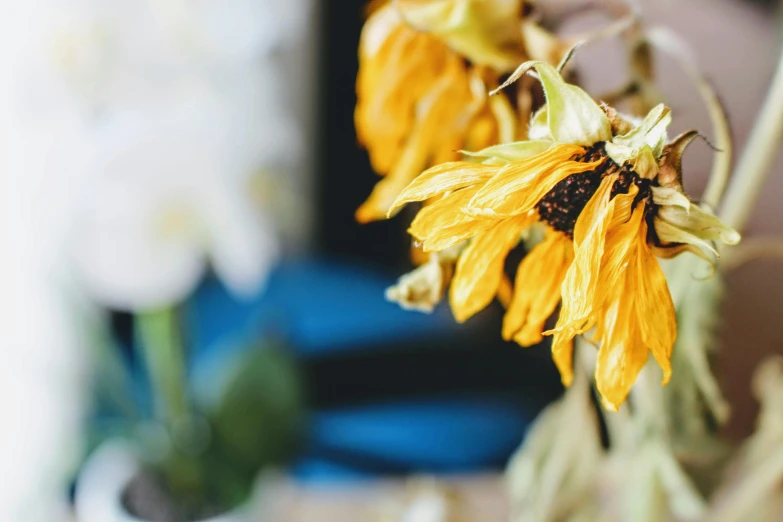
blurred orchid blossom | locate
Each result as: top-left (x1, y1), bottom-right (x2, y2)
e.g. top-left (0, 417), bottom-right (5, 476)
top-left (3, 0), bottom-right (307, 310)
top-left (70, 106), bottom-right (279, 310)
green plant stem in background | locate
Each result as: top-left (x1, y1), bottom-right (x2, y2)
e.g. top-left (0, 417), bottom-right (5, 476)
top-left (137, 307), bottom-right (189, 424)
top-left (137, 307), bottom-right (205, 500)
top-left (720, 46), bottom-right (783, 231)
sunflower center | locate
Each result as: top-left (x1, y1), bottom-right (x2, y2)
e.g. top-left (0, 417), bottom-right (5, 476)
top-left (535, 143), bottom-right (652, 238)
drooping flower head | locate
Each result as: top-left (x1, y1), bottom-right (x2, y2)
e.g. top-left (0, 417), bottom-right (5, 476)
top-left (355, 0), bottom-right (536, 223)
top-left (388, 59), bottom-right (740, 410)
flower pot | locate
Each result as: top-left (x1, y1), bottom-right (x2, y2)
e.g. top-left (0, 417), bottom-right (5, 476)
top-left (74, 441), bottom-right (250, 522)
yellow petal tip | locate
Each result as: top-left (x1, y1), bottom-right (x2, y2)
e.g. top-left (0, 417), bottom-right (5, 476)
top-left (356, 205), bottom-right (380, 224)
top-left (601, 397), bottom-right (620, 412)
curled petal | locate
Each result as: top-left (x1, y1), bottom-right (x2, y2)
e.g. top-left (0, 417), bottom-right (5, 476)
top-left (654, 203), bottom-right (741, 257)
top-left (604, 103), bottom-right (672, 165)
top-left (503, 230), bottom-right (573, 346)
top-left (595, 207), bottom-right (676, 409)
top-left (465, 144), bottom-right (592, 216)
top-left (386, 254), bottom-right (453, 312)
top-left (551, 331), bottom-right (576, 387)
top-left (388, 162), bottom-right (497, 215)
top-left (651, 185), bottom-right (691, 210)
top-left (409, 187), bottom-right (495, 252)
top-left (357, 131), bottom-right (431, 223)
top-left (656, 130), bottom-right (700, 188)
top-left (450, 213), bottom-right (534, 322)
top-left (635, 232), bottom-right (677, 385)
top-left (594, 297), bottom-right (650, 412)
top-left (550, 176), bottom-right (619, 337)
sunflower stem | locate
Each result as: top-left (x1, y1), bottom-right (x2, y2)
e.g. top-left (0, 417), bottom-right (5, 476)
top-left (720, 46), bottom-right (783, 231)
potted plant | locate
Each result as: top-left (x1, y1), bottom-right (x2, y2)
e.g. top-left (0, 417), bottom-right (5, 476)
top-left (10, 1), bottom-right (315, 519)
top-left (74, 312), bottom-right (303, 522)
top-left (63, 97), bottom-right (305, 521)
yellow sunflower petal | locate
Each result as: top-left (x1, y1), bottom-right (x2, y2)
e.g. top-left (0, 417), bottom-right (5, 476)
top-left (550, 175), bottom-right (619, 338)
top-left (633, 221), bottom-right (677, 385)
top-left (450, 213), bottom-right (534, 323)
top-left (388, 162), bottom-right (498, 216)
top-left (594, 297), bottom-right (649, 412)
top-left (424, 220), bottom-right (497, 253)
top-left (503, 230), bottom-right (573, 345)
top-left (408, 187), bottom-right (496, 252)
top-left (357, 5), bottom-right (491, 222)
top-left (593, 206), bottom-right (676, 409)
top-left (357, 18), bottom-right (453, 174)
top-left (465, 144), bottom-right (594, 216)
top-left (357, 120), bottom-right (432, 223)
top-left (551, 330), bottom-right (575, 387)
top-left (409, 188), bottom-right (479, 240)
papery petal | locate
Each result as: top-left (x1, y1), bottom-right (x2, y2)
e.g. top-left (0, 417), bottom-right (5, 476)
top-left (503, 230), bottom-right (573, 345)
top-left (550, 175), bottom-right (620, 337)
top-left (551, 331), bottom-right (576, 386)
top-left (386, 254), bottom-right (452, 312)
top-left (357, 128), bottom-right (430, 223)
top-left (423, 220), bottom-right (497, 253)
top-left (360, 61), bottom-right (478, 222)
top-left (605, 104), bottom-right (672, 163)
top-left (654, 203), bottom-right (741, 254)
top-left (356, 20), bottom-right (442, 173)
top-left (388, 162), bottom-right (498, 215)
top-left (635, 228), bottom-right (676, 385)
top-left (588, 195), bottom-right (644, 341)
top-left (409, 186), bottom-right (495, 252)
top-left (465, 144), bottom-right (591, 216)
top-left (651, 185), bottom-right (691, 210)
top-left (594, 206), bottom-right (676, 408)
top-left (594, 297), bottom-right (649, 412)
top-left (449, 213), bottom-right (533, 322)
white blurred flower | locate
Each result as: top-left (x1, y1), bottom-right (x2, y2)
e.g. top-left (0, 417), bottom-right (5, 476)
top-left (70, 105), bottom-right (278, 310)
top-left (148, 0), bottom-right (311, 62)
top-left (2, 0), bottom-right (310, 310)
top-left (0, 0), bottom-right (312, 519)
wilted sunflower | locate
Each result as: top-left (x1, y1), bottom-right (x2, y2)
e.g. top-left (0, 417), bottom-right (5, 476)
top-left (388, 60), bottom-right (740, 410)
top-left (355, 0), bottom-right (536, 223)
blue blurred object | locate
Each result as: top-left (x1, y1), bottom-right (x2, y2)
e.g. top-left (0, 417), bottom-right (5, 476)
top-left (181, 258), bottom-right (544, 481)
top-left (293, 395), bottom-right (531, 481)
top-left (188, 258), bottom-right (456, 360)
